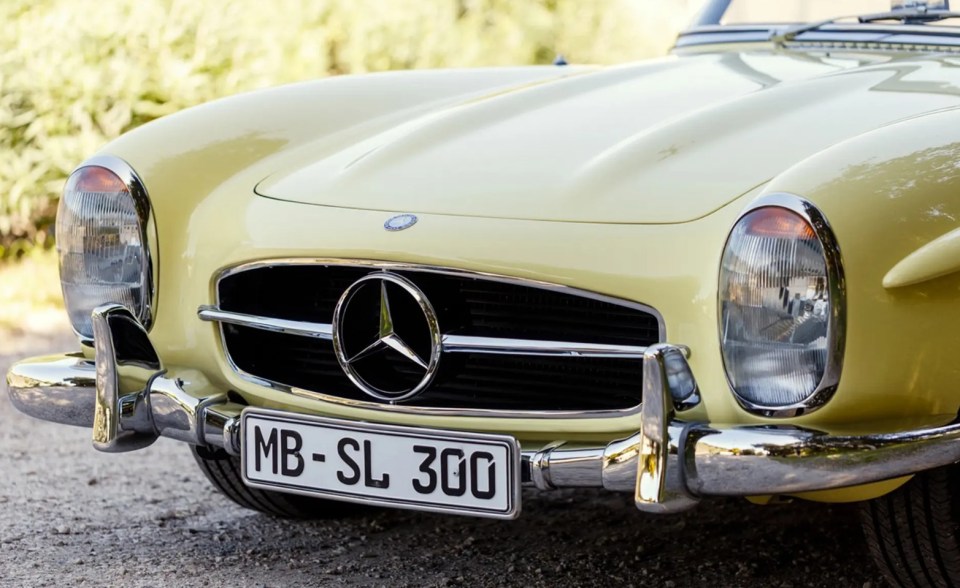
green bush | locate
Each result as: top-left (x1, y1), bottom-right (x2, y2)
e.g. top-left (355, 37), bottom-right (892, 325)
top-left (0, 0), bottom-right (686, 259)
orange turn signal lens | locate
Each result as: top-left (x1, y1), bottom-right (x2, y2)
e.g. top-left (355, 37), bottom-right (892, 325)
top-left (741, 207), bottom-right (815, 240)
top-left (71, 166), bottom-right (128, 194)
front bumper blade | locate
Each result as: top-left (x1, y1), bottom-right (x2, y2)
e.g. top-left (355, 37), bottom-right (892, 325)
top-left (7, 312), bottom-right (960, 512)
top-left (7, 354), bottom-right (96, 427)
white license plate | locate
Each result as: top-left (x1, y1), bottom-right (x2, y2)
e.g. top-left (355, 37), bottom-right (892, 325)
top-left (241, 409), bottom-right (521, 519)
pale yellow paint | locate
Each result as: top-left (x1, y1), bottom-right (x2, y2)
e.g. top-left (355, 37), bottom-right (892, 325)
top-left (883, 226), bottom-right (960, 288)
top-left (789, 477), bottom-right (912, 504)
top-left (46, 45), bottom-right (960, 501)
top-left (747, 477), bottom-right (910, 505)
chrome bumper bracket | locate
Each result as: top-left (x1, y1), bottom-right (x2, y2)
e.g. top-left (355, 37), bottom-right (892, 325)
top-left (636, 345), bottom-right (700, 513)
top-left (91, 304), bottom-right (164, 452)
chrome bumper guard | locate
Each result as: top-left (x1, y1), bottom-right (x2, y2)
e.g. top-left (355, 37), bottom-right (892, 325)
top-left (8, 304), bottom-right (243, 455)
top-left (7, 304), bottom-right (960, 513)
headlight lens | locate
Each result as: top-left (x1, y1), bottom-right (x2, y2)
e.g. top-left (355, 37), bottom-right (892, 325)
top-left (56, 160), bottom-right (154, 339)
top-left (719, 200), bottom-right (844, 415)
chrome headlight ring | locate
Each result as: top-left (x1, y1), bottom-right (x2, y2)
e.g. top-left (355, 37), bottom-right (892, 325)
top-left (718, 193), bottom-right (846, 418)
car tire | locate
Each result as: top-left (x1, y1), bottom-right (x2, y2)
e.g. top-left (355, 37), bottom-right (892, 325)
top-left (860, 466), bottom-right (960, 587)
top-left (190, 445), bottom-right (362, 519)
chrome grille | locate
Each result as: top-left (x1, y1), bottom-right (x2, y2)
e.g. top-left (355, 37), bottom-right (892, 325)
top-left (204, 262), bottom-right (663, 415)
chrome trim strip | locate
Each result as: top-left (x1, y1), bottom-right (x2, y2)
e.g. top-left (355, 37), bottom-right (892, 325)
top-left (717, 193), bottom-right (846, 419)
top-left (206, 259), bottom-right (667, 420)
top-left (675, 28), bottom-right (776, 49)
top-left (442, 335), bottom-right (648, 358)
top-left (676, 23), bottom-right (960, 50)
top-left (68, 154), bottom-right (158, 345)
top-left (198, 306), bottom-right (333, 340)
top-left (250, 385), bottom-right (637, 420)
top-left (198, 307), bottom-right (650, 359)
top-left (214, 259), bottom-right (666, 341)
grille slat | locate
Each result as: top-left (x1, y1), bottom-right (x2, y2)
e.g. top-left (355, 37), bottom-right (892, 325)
top-left (218, 265), bottom-right (661, 413)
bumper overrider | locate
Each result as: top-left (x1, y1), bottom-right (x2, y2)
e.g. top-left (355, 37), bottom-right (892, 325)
top-left (7, 304), bottom-right (960, 514)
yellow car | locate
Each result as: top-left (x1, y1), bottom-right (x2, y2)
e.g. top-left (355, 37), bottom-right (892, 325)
top-left (11, 0), bottom-right (960, 584)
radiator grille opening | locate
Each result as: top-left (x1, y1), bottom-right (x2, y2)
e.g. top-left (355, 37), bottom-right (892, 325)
top-left (217, 264), bottom-right (662, 413)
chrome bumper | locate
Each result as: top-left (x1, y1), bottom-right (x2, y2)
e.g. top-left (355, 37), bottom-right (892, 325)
top-left (8, 304), bottom-right (960, 513)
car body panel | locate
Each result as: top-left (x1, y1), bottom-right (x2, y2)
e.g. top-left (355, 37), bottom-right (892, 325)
top-left (883, 224), bottom-right (960, 288)
top-left (70, 46), bottom-right (960, 500)
top-left (255, 52), bottom-right (960, 224)
top-left (763, 105), bottom-right (960, 427)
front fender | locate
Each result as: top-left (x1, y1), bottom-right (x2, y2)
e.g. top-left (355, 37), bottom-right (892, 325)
top-left (760, 106), bottom-right (960, 425)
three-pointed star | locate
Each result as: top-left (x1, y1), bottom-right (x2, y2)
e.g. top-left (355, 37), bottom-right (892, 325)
top-left (343, 282), bottom-right (429, 370)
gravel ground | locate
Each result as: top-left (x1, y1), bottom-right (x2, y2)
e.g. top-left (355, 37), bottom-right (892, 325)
top-left (0, 331), bottom-right (886, 587)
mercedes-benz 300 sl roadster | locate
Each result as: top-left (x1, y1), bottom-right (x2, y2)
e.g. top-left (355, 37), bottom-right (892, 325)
top-left (11, 1), bottom-right (960, 584)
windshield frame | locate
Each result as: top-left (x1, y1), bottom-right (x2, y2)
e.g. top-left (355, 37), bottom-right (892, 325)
top-left (680, 0), bottom-right (960, 49)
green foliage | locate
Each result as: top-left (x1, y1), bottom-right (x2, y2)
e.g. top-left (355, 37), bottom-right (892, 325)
top-left (0, 0), bottom-right (684, 258)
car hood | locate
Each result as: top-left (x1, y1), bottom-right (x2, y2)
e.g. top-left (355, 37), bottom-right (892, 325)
top-left (256, 51), bottom-right (960, 224)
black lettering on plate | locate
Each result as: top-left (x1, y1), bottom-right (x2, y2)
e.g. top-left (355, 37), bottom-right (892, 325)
top-left (280, 429), bottom-right (304, 477)
top-left (440, 448), bottom-right (467, 497)
top-left (412, 446), bottom-right (437, 494)
top-left (254, 426), bottom-right (278, 474)
top-left (470, 451), bottom-right (496, 500)
top-left (337, 437), bottom-right (361, 485)
top-left (363, 440), bottom-right (390, 489)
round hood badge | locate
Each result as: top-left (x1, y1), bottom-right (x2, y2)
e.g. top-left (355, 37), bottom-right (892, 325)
top-left (331, 272), bottom-right (441, 402)
top-left (384, 213), bottom-right (418, 231)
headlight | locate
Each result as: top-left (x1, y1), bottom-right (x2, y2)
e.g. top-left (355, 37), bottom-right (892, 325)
top-left (718, 194), bottom-right (845, 417)
top-left (56, 156), bottom-right (156, 340)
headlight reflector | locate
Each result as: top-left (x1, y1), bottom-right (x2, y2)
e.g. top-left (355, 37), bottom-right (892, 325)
top-left (56, 159), bottom-right (154, 339)
top-left (719, 198), bottom-right (844, 415)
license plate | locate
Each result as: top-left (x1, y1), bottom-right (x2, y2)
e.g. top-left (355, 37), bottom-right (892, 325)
top-left (241, 409), bottom-right (521, 519)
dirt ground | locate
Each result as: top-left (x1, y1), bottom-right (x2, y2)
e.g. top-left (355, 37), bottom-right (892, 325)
top-left (0, 330), bottom-right (885, 587)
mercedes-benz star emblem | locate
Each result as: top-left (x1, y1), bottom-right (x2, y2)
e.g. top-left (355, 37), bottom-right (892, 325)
top-left (332, 272), bottom-right (441, 402)
top-left (384, 213), bottom-right (418, 231)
